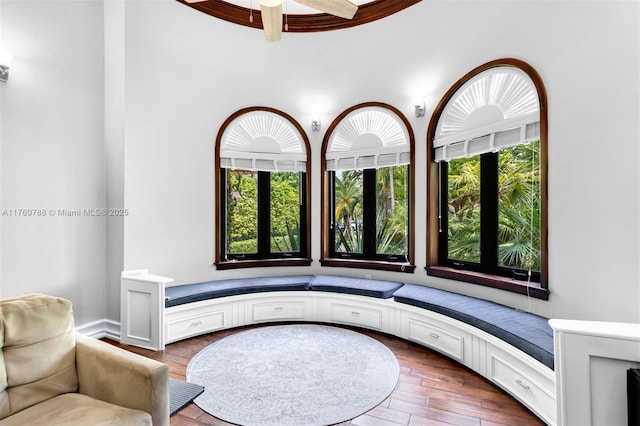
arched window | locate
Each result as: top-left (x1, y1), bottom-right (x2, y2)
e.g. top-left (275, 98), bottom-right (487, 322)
top-left (426, 59), bottom-right (548, 299)
top-left (321, 102), bottom-right (415, 273)
top-left (215, 107), bottom-right (311, 269)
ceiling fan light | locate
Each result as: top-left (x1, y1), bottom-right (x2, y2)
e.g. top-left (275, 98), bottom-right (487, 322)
top-left (258, 0), bottom-right (283, 6)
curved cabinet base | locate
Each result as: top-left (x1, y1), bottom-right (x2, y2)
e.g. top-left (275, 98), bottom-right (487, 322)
top-left (120, 276), bottom-right (556, 425)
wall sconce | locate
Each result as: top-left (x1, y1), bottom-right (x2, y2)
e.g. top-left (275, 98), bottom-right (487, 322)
top-left (311, 118), bottom-right (321, 132)
top-left (0, 49), bottom-right (13, 83)
top-left (414, 99), bottom-right (425, 117)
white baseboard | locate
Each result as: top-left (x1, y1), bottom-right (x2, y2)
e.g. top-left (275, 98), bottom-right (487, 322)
top-left (76, 319), bottom-right (121, 341)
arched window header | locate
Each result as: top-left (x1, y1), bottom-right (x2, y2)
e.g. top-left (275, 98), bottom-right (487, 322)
top-left (326, 106), bottom-right (411, 171)
top-left (434, 67), bottom-right (540, 162)
top-left (219, 109), bottom-right (307, 172)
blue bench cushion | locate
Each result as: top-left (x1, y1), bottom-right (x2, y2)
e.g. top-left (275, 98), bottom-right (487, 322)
top-left (393, 284), bottom-right (554, 370)
top-left (310, 275), bottom-right (404, 299)
top-left (165, 275), bottom-right (313, 308)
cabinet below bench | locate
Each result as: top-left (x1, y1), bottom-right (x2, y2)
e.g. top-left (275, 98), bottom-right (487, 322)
top-left (120, 270), bottom-right (556, 425)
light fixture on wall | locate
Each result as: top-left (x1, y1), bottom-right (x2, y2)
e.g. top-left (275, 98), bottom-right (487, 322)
top-left (0, 49), bottom-right (12, 83)
top-left (414, 99), bottom-right (425, 117)
top-left (311, 118), bottom-right (321, 131)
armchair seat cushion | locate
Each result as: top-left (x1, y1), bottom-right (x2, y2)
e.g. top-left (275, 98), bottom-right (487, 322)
top-left (0, 393), bottom-right (151, 426)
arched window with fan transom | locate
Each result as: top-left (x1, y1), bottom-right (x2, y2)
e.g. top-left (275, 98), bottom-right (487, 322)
top-left (215, 107), bottom-right (311, 269)
top-left (321, 102), bottom-right (415, 273)
top-left (426, 59), bottom-right (549, 299)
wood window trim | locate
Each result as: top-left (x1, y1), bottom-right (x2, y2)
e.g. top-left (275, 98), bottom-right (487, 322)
top-left (426, 58), bottom-right (549, 298)
top-left (176, 0), bottom-right (421, 33)
top-left (215, 257), bottom-right (312, 270)
top-left (321, 258), bottom-right (416, 273)
top-left (426, 266), bottom-right (549, 300)
top-left (214, 106), bottom-right (312, 269)
top-left (320, 102), bottom-right (416, 274)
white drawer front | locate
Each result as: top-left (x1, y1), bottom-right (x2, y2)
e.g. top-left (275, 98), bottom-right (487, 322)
top-left (250, 300), bottom-right (308, 323)
top-left (328, 302), bottom-right (384, 330)
top-left (487, 346), bottom-right (556, 425)
top-left (166, 310), bottom-right (228, 343)
top-left (406, 317), bottom-right (465, 363)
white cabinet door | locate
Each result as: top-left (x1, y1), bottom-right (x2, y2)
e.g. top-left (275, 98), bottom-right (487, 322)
top-left (120, 269), bottom-right (173, 350)
top-left (165, 301), bottom-right (233, 343)
top-left (242, 294), bottom-right (317, 325)
top-left (319, 296), bottom-right (394, 332)
top-left (485, 341), bottom-right (556, 425)
top-left (399, 308), bottom-right (473, 368)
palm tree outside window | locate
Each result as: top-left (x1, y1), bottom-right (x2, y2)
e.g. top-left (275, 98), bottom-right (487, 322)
top-left (426, 59), bottom-right (549, 299)
top-left (321, 103), bottom-right (415, 273)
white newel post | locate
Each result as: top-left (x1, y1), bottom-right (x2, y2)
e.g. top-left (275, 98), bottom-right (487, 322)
top-left (550, 319), bottom-right (640, 426)
top-left (121, 269), bottom-right (174, 350)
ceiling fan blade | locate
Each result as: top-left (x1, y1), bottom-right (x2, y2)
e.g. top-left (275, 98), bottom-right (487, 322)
top-left (261, 4), bottom-right (283, 42)
top-left (184, 0), bottom-right (208, 3)
top-left (294, 0), bottom-right (358, 19)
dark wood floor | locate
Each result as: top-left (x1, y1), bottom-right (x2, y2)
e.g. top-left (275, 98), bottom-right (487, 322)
top-left (107, 324), bottom-right (545, 426)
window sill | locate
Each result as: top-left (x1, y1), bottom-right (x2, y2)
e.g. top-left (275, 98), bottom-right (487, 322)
top-left (426, 266), bottom-right (549, 301)
top-left (215, 258), bottom-right (312, 270)
top-left (320, 258), bottom-right (416, 273)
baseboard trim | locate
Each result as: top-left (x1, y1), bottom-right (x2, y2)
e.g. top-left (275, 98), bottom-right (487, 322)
top-left (76, 319), bottom-right (121, 341)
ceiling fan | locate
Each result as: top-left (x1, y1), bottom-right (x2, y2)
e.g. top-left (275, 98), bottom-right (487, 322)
top-left (185, 0), bottom-right (359, 42)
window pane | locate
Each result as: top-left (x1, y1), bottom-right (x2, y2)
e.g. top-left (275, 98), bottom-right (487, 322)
top-left (334, 170), bottom-right (363, 254)
top-left (498, 141), bottom-right (541, 271)
top-left (376, 165), bottom-right (409, 256)
top-left (225, 169), bottom-right (258, 254)
top-left (270, 172), bottom-right (301, 253)
top-left (447, 157), bottom-right (481, 263)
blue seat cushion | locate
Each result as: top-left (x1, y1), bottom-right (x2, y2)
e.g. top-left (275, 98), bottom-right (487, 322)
top-left (165, 275), bottom-right (313, 308)
top-left (393, 284), bottom-right (554, 369)
top-left (310, 275), bottom-right (404, 299)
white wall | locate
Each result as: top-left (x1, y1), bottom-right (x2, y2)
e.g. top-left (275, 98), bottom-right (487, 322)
top-left (0, 0), bottom-right (107, 325)
top-left (121, 0), bottom-right (640, 323)
top-left (104, 0), bottom-right (126, 323)
top-left (0, 0), bottom-right (638, 328)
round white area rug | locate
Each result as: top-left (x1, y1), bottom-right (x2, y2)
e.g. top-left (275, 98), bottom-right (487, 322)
top-left (186, 324), bottom-right (399, 426)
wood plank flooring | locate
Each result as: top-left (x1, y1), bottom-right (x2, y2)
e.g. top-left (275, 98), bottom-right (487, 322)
top-left (106, 324), bottom-right (545, 426)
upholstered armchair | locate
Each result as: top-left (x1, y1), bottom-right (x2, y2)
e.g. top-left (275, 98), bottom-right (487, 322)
top-left (0, 294), bottom-right (169, 426)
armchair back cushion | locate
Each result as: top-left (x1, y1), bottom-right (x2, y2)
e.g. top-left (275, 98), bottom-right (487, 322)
top-left (0, 294), bottom-right (78, 418)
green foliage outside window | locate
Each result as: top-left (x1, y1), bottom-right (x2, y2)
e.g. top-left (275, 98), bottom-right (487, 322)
top-left (226, 170), bottom-right (302, 254)
top-left (270, 172), bottom-right (301, 253)
top-left (497, 141), bottom-right (541, 271)
top-left (447, 157), bottom-right (481, 263)
top-left (333, 165), bottom-right (409, 256)
top-left (447, 141), bottom-right (541, 271)
top-left (226, 171), bottom-right (258, 254)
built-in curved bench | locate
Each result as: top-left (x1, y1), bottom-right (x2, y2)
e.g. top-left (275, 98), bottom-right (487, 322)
top-left (163, 275), bottom-right (553, 368)
top-left (393, 284), bottom-right (554, 370)
top-left (310, 274), bottom-right (404, 299)
top-left (164, 274), bottom-right (404, 306)
top-left (165, 275), bottom-right (315, 307)
top-left (121, 271), bottom-right (556, 425)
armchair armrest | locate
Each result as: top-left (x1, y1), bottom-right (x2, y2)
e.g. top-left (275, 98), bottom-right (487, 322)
top-left (75, 334), bottom-right (169, 426)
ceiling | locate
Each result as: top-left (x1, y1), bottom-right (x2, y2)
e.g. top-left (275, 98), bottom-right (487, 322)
top-left (176, 0), bottom-right (422, 33)
top-left (221, 0), bottom-right (376, 15)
